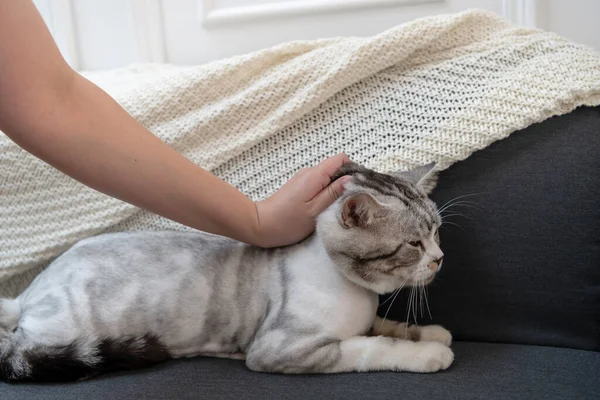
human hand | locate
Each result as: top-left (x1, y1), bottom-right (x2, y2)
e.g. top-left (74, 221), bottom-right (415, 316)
top-left (254, 153), bottom-right (352, 248)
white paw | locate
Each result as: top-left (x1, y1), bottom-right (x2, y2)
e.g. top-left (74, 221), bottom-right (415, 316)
top-left (419, 325), bottom-right (452, 347)
top-left (411, 342), bottom-right (454, 373)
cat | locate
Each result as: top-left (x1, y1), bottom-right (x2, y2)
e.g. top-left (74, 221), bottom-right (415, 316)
top-left (0, 162), bottom-right (452, 382)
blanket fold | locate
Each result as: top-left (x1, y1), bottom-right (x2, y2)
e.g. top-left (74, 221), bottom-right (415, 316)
top-left (1, 9), bottom-right (600, 296)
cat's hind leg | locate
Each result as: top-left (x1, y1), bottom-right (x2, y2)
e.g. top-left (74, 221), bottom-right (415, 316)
top-left (0, 297), bottom-right (171, 382)
top-left (371, 316), bottom-right (452, 346)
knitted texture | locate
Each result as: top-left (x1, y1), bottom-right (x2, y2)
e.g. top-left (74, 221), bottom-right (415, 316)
top-left (1, 10), bottom-right (600, 296)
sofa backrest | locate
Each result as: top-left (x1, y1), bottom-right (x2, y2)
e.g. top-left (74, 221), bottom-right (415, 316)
top-left (381, 106), bottom-right (600, 352)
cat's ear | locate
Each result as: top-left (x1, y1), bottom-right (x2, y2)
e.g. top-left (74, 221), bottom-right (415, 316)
top-left (395, 162), bottom-right (438, 194)
top-left (341, 193), bottom-right (384, 228)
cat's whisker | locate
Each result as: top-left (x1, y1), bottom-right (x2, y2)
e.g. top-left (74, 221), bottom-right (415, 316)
top-left (419, 281), bottom-right (425, 318)
top-left (380, 284), bottom-right (404, 330)
top-left (441, 213), bottom-right (464, 220)
top-left (416, 283), bottom-right (421, 319)
top-left (437, 192), bottom-right (486, 214)
top-left (405, 286), bottom-right (413, 325)
top-left (444, 201), bottom-right (484, 212)
top-left (404, 273), bottom-right (418, 326)
top-left (378, 272), bottom-right (414, 333)
top-left (413, 285), bottom-right (418, 320)
top-left (438, 201), bottom-right (484, 218)
top-left (438, 203), bottom-right (482, 219)
top-left (440, 219), bottom-right (463, 228)
top-left (378, 274), bottom-right (412, 310)
top-left (441, 213), bottom-right (475, 225)
top-left (438, 201), bottom-right (462, 215)
top-left (438, 198), bottom-right (462, 214)
top-left (378, 287), bottom-right (399, 309)
top-left (424, 284), bottom-right (433, 320)
top-left (417, 281), bottom-right (423, 317)
top-left (409, 280), bottom-right (419, 326)
top-left (412, 286), bottom-right (419, 326)
top-left (440, 220), bottom-right (466, 232)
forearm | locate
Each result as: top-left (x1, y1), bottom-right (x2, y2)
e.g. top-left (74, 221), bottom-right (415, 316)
top-left (8, 75), bottom-right (260, 243)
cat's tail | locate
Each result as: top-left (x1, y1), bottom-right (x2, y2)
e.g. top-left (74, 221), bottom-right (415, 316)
top-left (0, 299), bottom-right (170, 382)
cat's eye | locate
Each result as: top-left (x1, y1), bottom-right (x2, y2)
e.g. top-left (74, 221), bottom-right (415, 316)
top-left (408, 240), bottom-right (422, 248)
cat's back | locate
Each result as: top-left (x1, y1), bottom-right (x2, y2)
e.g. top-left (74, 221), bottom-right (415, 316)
top-left (25, 231), bottom-right (241, 296)
top-left (73, 230), bottom-right (234, 253)
top-left (72, 230), bottom-right (235, 268)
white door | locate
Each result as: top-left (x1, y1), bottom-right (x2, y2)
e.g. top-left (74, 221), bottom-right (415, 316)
top-left (34, 0), bottom-right (600, 71)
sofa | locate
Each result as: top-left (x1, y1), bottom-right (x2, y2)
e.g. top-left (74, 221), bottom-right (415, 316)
top-left (1, 106), bottom-right (599, 399)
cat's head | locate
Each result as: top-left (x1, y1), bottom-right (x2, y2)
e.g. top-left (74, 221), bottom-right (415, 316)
top-left (317, 162), bottom-right (443, 294)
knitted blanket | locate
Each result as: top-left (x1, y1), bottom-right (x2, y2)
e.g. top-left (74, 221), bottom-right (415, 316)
top-left (1, 9), bottom-right (600, 297)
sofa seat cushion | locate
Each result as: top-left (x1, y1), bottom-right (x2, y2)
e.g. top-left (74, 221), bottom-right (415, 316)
top-left (2, 341), bottom-right (598, 400)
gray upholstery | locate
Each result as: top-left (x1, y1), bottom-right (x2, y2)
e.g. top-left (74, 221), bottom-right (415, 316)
top-left (2, 342), bottom-right (599, 400)
top-left (388, 106), bottom-right (600, 352)
top-left (1, 106), bottom-right (599, 398)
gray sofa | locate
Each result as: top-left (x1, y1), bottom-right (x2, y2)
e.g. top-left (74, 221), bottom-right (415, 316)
top-left (2, 106), bottom-right (599, 399)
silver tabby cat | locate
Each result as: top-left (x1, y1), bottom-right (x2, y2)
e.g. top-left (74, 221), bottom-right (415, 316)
top-left (0, 162), bottom-right (452, 382)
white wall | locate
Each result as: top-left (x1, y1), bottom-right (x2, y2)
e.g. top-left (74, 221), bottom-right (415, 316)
top-left (543, 0), bottom-right (600, 51)
top-left (162, 0), bottom-right (504, 66)
top-left (34, 0), bottom-right (600, 71)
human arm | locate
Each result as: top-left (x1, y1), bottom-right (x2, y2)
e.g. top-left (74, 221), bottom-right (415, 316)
top-left (0, 0), bottom-right (349, 247)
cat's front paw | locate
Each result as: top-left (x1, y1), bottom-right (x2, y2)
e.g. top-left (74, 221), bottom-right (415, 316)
top-left (419, 325), bottom-right (452, 347)
top-left (410, 342), bottom-right (454, 373)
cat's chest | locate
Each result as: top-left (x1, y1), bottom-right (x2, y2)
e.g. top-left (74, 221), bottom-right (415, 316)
top-left (284, 252), bottom-right (378, 339)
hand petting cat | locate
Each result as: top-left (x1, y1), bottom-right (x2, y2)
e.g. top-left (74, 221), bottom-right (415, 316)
top-left (254, 153), bottom-right (352, 247)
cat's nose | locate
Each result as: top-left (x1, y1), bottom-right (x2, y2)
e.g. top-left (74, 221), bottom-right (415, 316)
top-left (428, 257), bottom-right (443, 272)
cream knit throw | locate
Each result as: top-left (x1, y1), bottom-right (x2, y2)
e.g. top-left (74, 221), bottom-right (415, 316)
top-left (2, 10), bottom-right (600, 297)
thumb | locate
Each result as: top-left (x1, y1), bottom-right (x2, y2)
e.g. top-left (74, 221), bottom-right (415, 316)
top-left (309, 176), bottom-right (351, 215)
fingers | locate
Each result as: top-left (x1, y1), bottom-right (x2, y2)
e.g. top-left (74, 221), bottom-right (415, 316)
top-left (328, 175), bottom-right (351, 201)
top-left (305, 153), bottom-right (351, 195)
top-left (309, 175), bottom-right (352, 216)
top-left (297, 153), bottom-right (351, 201)
top-left (313, 153), bottom-right (351, 183)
